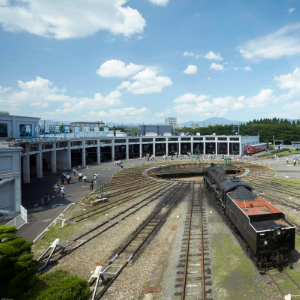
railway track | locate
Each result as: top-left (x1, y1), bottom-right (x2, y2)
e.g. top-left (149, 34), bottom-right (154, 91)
top-left (73, 181), bottom-right (172, 222)
top-left (89, 183), bottom-right (191, 300)
top-left (175, 183), bottom-right (212, 300)
top-left (37, 182), bottom-right (180, 270)
top-left (266, 268), bottom-right (300, 299)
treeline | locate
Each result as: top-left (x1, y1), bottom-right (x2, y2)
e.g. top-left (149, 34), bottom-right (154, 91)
top-left (178, 120), bottom-right (300, 144)
top-left (246, 118), bottom-right (300, 126)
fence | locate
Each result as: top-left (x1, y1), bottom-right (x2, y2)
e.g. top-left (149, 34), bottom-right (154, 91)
top-left (6, 205), bottom-right (28, 229)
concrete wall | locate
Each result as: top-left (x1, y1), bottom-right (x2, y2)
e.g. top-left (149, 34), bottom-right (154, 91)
top-left (0, 115), bottom-right (40, 139)
top-left (0, 147), bottom-right (22, 211)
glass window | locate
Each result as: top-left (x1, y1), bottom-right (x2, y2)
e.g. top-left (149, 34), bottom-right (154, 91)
top-left (0, 123), bottom-right (8, 137)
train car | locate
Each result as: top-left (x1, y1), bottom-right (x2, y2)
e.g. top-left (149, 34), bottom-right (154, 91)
top-left (204, 165), bottom-right (295, 268)
top-left (245, 143), bottom-right (267, 155)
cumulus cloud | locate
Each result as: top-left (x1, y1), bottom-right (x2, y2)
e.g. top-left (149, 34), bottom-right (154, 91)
top-left (275, 67), bottom-right (300, 90)
top-left (244, 66), bottom-right (252, 71)
top-left (147, 0), bottom-right (169, 6)
top-left (183, 65), bottom-right (198, 74)
top-left (90, 107), bottom-right (151, 119)
top-left (173, 93), bottom-right (209, 103)
top-left (155, 109), bottom-right (172, 117)
top-left (183, 51), bottom-right (195, 57)
top-left (207, 77), bottom-right (211, 80)
top-left (239, 24), bottom-right (300, 62)
top-left (245, 89), bottom-right (274, 108)
top-left (209, 63), bottom-right (224, 70)
top-left (0, 0), bottom-right (146, 39)
top-left (96, 60), bottom-right (144, 78)
top-left (0, 76), bottom-right (123, 118)
top-left (288, 8), bottom-right (296, 13)
top-left (203, 51), bottom-right (223, 61)
top-left (117, 68), bottom-right (172, 94)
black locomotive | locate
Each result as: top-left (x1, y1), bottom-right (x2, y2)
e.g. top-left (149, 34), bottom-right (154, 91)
top-left (204, 164), bottom-right (295, 268)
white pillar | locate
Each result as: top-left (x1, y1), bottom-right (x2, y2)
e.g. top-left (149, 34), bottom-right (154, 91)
top-left (215, 142), bottom-right (217, 155)
top-left (203, 139), bottom-right (206, 155)
top-left (14, 174), bottom-right (21, 211)
top-left (111, 139), bottom-right (115, 161)
top-left (191, 138), bottom-right (194, 154)
top-left (140, 138), bottom-right (142, 158)
top-left (97, 143), bottom-right (101, 164)
top-left (23, 145), bottom-right (30, 183)
top-left (67, 141), bottom-right (71, 168)
top-left (36, 143), bottom-right (43, 178)
top-left (179, 138), bottom-right (181, 155)
top-left (166, 138), bottom-right (169, 155)
top-left (153, 138), bottom-right (156, 156)
top-left (82, 141), bottom-right (86, 167)
top-left (227, 139), bottom-right (230, 155)
top-left (51, 142), bottom-right (57, 173)
top-left (126, 140), bottom-right (129, 160)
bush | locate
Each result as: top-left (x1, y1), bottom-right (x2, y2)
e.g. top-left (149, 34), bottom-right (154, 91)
top-left (23, 269), bottom-right (90, 300)
top-left (0, 225), bottom-right (38, 298)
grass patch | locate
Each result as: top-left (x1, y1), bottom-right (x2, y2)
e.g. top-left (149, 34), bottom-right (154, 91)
top-left (143, 281), bottom-right (150, 287)
top-left (263, 150), bottom-right (299, 159)
top-left (271, 178), bottom-right (300, 188)
top-left (212, 234), bottom-right (278, 299)
top-left (23, 269), bottom-right (89, 300)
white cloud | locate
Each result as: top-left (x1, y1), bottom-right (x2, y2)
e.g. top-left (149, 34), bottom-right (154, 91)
top-left (245, 88), bottom-right (274, 108)
top-left (209, 63), bottom-right (224, 70)
top-left (203, 51), bottom-right (223, 61)
top-left (174, 93), bottom-right (209, 103)
top-left (207, 77), bottom-right (211, 80)
top-left (96, 60), bottom-right (144, 78)
top-left (239, 23), bottom-right (300, 62)
top-left (275, 67), bottom-right (300, 90)
top-left (117, 68), bottom-right (172, 94)
top-left (31, 101), bottom-right (49, 108)
top-left (91, 107), bottom-right (151, 118)
top-left (288, 8), bottom-right (296, 13)
top-left (183, 51), bottom-right (195, 57)
top-left (183, 65), bottom-right (198, 74)
top-left (147, 0), bottom-right (169, 6)
top-left (155, 109), bottom-right (172, 117)
top-left (244, 66), bottom-right (252, 71)
top-left (0, 0), bottom-right (146, 39)
top-left (0, 76), bottom-right (122, 117)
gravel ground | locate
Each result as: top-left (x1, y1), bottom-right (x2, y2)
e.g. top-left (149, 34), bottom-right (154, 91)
top-left (100, 185), bottom-right (192, 300)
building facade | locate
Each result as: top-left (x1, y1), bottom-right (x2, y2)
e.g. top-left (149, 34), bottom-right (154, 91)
top-left (165, 117), bottom-right (177, 127)
top-left (0, 143), bottom-right (22, 213)
top-left (0, 113), bottom-right (40, 139)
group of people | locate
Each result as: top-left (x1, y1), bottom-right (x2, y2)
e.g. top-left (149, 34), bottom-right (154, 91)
top-left (53, 183), bottom-right (66, 198)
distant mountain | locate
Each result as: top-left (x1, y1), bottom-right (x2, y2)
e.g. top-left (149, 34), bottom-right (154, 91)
top-left (180, 117), bottom-right (242, 127)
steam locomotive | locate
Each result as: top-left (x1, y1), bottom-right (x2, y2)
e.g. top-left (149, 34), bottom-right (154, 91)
top-left (204, 164), bottom-right (295, 268)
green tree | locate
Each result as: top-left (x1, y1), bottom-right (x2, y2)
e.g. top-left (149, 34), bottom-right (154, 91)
top-left (0, 225), bottom-right (38, 298)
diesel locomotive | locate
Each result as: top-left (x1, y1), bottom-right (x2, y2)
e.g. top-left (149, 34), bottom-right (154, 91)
top-left (204, 164), bottom-right (295, 268)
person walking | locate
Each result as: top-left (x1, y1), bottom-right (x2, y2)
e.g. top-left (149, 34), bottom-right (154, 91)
top-left (79, 172), bottom-right (83, 182)
top-left (61, 174), bottom-right (65, 185)
top-left (61, 186), bottom-right (65, 198)
top-left (73, 167), bottom-right (77, 176)
top-left (287, 157), bottom-right (289, 164)
top-left (90, 180), bottom-right (94, 191)
top-left (294, 159), bottom-right (296, 166)
top-left (66, 174), bottom-right (70, 184)
top-left (94, 174), bottom-right (97, 183)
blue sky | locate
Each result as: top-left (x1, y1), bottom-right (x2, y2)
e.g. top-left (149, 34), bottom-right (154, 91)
top-left (1, 0), bottom-right (300, 124)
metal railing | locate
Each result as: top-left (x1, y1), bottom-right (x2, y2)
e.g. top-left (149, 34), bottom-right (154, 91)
top-left (6, 205), bottom-right (28, 229)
